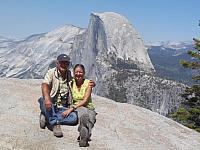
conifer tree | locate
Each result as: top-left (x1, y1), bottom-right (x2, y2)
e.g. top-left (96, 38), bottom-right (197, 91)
top-left (171, 22), bottom-right (200, 132)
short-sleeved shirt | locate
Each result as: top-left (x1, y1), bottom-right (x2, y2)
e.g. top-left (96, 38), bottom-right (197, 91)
top-left (55, 77), bottom-right (69, 108)
top-left (43, 68), bottom-right (72, 108)
top-left (71, 79), bottom-right (94, 109)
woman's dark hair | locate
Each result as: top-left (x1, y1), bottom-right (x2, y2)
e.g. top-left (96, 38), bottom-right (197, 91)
top-left (73, 64), bottom-right (85, 73)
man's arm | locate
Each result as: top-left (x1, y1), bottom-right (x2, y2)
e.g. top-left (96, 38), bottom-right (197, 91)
top-left (41, 83), bottom-right (52, 110)
top-left (41, 69), bottom-right (54, 110)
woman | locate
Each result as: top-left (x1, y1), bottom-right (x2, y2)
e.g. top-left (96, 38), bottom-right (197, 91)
top-left (62, 64), bottom-right (96, 147)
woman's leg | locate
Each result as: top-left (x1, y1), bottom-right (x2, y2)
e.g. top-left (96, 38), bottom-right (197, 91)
top-left (76, 107), bottom-right (97, 147)
top-left (88, 109), bottom-right (97, 138)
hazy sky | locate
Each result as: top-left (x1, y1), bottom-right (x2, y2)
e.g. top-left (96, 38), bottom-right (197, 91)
top-left (0, 0), bottom-right (199, 42)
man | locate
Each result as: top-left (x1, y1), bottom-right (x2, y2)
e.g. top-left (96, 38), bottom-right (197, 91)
top-left (38, 54), bottom-right (78, 137)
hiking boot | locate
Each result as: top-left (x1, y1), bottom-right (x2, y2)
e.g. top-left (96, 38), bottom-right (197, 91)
top-left (39, 113), bottom-right (46, 129)
top-left (79, 126), bottom-right (89, 147)
top-left (77, 136), bottom-right (80, 142)
top-left (77, 136), bottom-right (91, 142)
top-left (53, 124), bottom-right (63, 137)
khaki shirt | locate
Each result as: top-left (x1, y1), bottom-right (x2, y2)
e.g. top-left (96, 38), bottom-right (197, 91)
top-left (42, 67), bottom-right (72, 107)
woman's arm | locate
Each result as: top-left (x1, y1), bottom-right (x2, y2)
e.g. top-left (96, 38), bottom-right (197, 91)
top-left (62, 85), bottom-right (92, 117)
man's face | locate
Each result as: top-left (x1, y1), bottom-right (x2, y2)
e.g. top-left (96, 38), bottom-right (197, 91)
top-left (57, 61), bottom-right (69, 71)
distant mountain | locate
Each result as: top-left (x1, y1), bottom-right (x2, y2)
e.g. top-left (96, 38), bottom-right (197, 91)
top-left (0, 35), bottom-right (9, 41)
top-left (146, 40), bottom-right (193, 49)
top-left (0, 12), bottom-right (185, 115)
top-left (0, 25), bottom-right (84, 78)
top-left (147, 41), bottom-right (196, 85)
top-left (0, 36), bottom-right (15, 48)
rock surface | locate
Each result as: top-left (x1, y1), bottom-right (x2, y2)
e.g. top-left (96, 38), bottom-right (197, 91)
top-left (0, 78), bottom-right (200, 150)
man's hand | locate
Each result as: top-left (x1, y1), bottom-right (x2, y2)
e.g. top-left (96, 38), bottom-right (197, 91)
top-left (44, 98), bottom-right (52, 110)
top-left (89, 80), bottom-right (96, 87)
top-left (42, 83), bottom-right (52, 110)
top-left (61, 108), bottom-right (73, 117)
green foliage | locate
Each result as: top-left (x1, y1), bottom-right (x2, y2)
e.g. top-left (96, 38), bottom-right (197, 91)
top-left (180, 59), bottom-right (200, 69)
top-left (171, 107), bottom-right (190, 123)
top-left (193, 38), bottom-right (200, 50)
top-left (195, 128), bottom-right (200, 132)
top-left (107, 71), bottom-right (128, 103)
top-left (171, 22), bottom-right (200, 133)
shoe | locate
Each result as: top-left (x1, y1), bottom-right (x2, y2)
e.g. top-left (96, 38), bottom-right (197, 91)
top-left (79, 126), bottom-right (89, 147)
top-left (77, 136), bottom-right (80, 142)
top-left (77, 136), bottom-right (91, 142)
top-left (39, 113), bottom-right (46, 129)
top-left (53, 124), bottom-right (63, 137)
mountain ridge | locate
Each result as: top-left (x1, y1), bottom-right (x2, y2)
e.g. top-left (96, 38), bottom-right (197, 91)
top-left (148, 41), bottom-right (195, 85)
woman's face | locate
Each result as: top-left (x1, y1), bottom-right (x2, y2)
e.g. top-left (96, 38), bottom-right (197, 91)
top-left (74, 66), bottom-right (85, 81)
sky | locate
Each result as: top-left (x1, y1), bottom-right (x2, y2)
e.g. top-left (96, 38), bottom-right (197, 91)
top-left (0, 0), bottom-right (199, 42)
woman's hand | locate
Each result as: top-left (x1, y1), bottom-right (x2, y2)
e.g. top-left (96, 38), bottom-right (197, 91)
top-left (89, 80), bottom-right (96, 87)
top-left (61, 108), bottom-right (73, 117)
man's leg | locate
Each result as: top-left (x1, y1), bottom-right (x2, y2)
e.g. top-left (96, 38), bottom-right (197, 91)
top-left (38, 97), bottom-right (58, 126)
top-left (57, 107), bottom-right (78, 126)
top-left (38, 97), bottom-right (47, 129)
top-left (38, 97), bottom-right (63, 137)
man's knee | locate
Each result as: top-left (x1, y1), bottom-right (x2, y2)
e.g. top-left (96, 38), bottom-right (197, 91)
top-left (38, 97), bottom-right (44, 105)
top-left (38, 97), bottom-right (45, 114)
top-left (69, 112), bottom-right (78, 125)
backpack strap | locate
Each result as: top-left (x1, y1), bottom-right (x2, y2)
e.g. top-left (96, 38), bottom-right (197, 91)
top-left (66, 71), bottom-right (73, 107)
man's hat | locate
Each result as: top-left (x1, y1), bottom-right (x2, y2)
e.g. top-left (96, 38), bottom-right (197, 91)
top-left (57, 54), bottom-right (70, 62)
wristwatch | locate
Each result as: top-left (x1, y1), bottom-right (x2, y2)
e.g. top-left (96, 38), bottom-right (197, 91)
top-left (71, 105), bottom-right (76, 111)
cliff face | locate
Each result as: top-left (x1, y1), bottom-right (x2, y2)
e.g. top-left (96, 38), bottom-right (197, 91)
top-left (93, 12), bottom-right (154, 71)
top-left (97, 70), bottom-right (186, 116)
top-left (0, 78), bottom-right (199, 150)
top-left (71, 12), bottom-right (155, 82)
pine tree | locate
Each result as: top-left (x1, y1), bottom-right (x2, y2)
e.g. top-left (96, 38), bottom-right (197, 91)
top-left (171, 22), bottom-right (200, 132)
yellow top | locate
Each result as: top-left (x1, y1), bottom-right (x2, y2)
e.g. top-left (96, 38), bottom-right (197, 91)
top-left (71, 79), bottom-right (94, 109)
